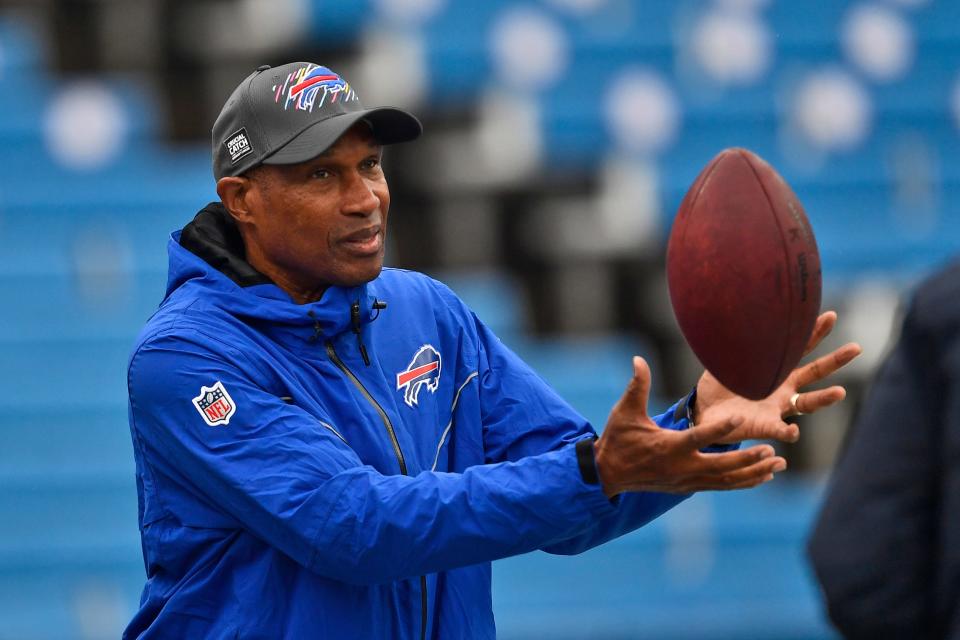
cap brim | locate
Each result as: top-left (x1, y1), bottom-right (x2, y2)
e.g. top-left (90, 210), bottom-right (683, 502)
top-left (262, 107), bottom-right (422, 166)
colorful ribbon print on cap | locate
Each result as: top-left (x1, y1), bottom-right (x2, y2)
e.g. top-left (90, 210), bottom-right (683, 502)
top-left (273, 64), bottom-right (358, 112)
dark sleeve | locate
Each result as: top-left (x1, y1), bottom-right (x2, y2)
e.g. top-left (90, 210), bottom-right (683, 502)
top-left (807, 300), bottom-right (941, 638)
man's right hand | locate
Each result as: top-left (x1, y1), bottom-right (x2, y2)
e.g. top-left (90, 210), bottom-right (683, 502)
top-left (594, 357), bottom-right (787, 498)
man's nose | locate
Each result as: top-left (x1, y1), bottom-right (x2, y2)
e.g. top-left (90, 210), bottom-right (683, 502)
top-left (341, 172), bottom-right (380, 216)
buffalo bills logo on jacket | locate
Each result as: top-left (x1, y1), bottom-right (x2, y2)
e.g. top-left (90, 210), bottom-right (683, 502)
top-left (396, 345), bottom-right (441, 408)
top-left (192, 381), bottom-right (236, 427)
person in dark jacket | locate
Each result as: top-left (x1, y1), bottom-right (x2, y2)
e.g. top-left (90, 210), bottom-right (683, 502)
top-left (808, 260), bottom-right (960, 638)
top-left (124, 61), bottom-right (862, 638)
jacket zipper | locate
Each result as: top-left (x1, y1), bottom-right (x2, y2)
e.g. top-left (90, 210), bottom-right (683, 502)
top-left (325, 340), bottom-right (428, 640)
top-left (326, 340), bottom-right (406, 472)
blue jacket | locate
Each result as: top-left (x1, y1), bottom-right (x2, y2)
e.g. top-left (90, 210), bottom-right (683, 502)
top-left (124, 204), bottom-right (691, 639)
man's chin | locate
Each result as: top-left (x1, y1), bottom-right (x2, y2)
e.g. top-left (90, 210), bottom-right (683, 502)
top-left (333, 263), bottom-right (384, 289)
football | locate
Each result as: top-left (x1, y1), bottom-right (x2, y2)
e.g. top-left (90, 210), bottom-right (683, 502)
top-left (666, 148), bottom-right (822, 400)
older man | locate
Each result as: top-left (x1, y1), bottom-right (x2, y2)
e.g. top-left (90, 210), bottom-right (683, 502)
top-left (124, 62), bottom-right (860, 639)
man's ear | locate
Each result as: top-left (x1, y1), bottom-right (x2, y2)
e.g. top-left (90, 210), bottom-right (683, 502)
top-left (216, 175), bottom-right (255, 225)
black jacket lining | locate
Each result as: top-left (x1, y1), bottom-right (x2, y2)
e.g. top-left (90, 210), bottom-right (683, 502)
top-left (179, 202), bottom-right (274, 288)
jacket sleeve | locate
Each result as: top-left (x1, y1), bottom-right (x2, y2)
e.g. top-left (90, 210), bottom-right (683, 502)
top-left (467, 312), bottom-right (692, 554)
top-left (807, 298), bottom-right (941, 637)
top-left (129, 330), bottom-right (623, 586)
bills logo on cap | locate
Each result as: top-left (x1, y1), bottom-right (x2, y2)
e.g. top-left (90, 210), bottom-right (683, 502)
top-left (396, 345), bottom-right (441, 408)
top-left (225, 128), bottom-right (253, 164)
top-left (192, 381), bottom-right (237, 427)
top-left (273, 64), bottom-right (358, 113)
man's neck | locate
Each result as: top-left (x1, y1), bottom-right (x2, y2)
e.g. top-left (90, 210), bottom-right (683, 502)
top-left (243, 242), bottom-right (327, 305)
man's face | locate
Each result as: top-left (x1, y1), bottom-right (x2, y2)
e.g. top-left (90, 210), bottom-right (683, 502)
top-left (243, 124), bottom-right (390, 295)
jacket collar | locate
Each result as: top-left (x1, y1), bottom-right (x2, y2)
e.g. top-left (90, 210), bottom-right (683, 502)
top-left (179, 201), bottom-right (272, 288)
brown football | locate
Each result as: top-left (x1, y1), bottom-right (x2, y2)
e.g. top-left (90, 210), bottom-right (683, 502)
top-left (666, 148), bottom-right (821, 400)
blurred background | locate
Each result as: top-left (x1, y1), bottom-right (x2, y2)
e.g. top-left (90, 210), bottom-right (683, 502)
top-left (0, 0), bottom-right (957, 637)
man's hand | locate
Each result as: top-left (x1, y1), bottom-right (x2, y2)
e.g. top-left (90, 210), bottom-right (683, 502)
top-left (594, 356), bottom-right (786, 498)
top-left (694, 311), bottom-right (862, 444)
top-left (593, 311), bottom-right (861, 499)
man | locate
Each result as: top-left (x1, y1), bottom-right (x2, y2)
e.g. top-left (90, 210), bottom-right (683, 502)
top-left (808, 260), bottom-right (960, 638)
top-left (124, 62), bottom-right (861, 638)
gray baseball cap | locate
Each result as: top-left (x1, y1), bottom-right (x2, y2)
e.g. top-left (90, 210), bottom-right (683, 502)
top-left (212, 62), bottom-right (422, 180)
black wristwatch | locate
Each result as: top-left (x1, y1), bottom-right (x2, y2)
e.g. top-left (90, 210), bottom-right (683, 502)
top-left (576, 437), bottom-right (600, 485)
top-left (674, 387), bottom-right (698, 427)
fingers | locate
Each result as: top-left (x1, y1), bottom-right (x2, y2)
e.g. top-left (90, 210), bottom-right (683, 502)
top-left (684, 455), bottom-right (788, 492)
top-left (707, 417), bottom-right (799, 444)
top-left (694, 444), bottom-right (776, 475)
top-left (792, 385), bottom-right (846, 415)
top-left (802, 311), bottom-right (837, 357)
top-left (744, 420), bottom-right (799, 443)
top-left (792, 342), bottom-right (863, 389)
top-left (602, 416), bottom-right (791, 495)
top-left (680, 415), bottom-right (743, 451)
top-left (618, 356), bottom-right (652, 418)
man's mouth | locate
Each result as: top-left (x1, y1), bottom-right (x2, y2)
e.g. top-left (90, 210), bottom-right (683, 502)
top-left (339, 225), bottom-right (382, 256)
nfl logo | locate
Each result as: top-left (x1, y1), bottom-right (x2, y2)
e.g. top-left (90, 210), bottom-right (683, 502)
top-left (192, 381), bottom-right (237, 427)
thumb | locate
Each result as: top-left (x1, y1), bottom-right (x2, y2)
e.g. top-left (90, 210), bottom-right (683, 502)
top-left (618, 356), bottom-right (651, 419)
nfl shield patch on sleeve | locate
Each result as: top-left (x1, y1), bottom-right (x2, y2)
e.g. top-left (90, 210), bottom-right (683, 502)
top-left (192, 381), bottom-right (237, 426)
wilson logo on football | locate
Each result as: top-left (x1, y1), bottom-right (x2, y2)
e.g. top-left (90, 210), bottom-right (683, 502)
top-left (396, 345), bottom-right (441, 408)
top-left (192, 381), bottom-right (237, 427)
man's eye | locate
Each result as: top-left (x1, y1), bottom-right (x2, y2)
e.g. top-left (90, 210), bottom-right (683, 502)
top-left (311, 168), bottom-right (331, 179)
top-left (362, 158), bottom-right (381, 170)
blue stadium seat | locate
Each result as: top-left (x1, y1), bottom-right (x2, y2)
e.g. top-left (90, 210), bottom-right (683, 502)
top-left (0, 479), bottom-right (138, 563)
top-left (0, 195), bottom-right (209, 277)
top-left (0, 75), bottom-right (164, 149)
top-left (0, 338), bottom-right (133, 410)
top-left (0, 76), bottom-right (52, 143)
top-left (0, 478), bottom-right (142, 639)
top-left (910, 0), bottom-right (960, 41)
top-left (764, 3), bottom-right (852, 46)
top-left (0, 562), bottom-right (144, 640)
top-left (493, 477), bottom-right (838, 639)
top-left (870, 44), bottom-right (960, 114)
top-left (0, 145), bottom-right (214, 207)
top-left (800, 182), bottom-right (960, 280)
top-left (0, 408), bottom-right (134, 482)
top-left (1, 271), bottom-right (167, 341)
top-left (0, 15), bottom-right (48, 77)
top-left (307, 0), bottom-right (374, 44)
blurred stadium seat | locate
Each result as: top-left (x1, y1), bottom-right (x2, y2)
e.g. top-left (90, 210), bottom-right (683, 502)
top-left (0, 0), bottom-right (956, 637)
top-left (493, 478), bottom-right (837, 640)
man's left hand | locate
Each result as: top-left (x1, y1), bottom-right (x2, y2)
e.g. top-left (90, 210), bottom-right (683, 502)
top-left (694, 311), bottom-right (862, 445)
